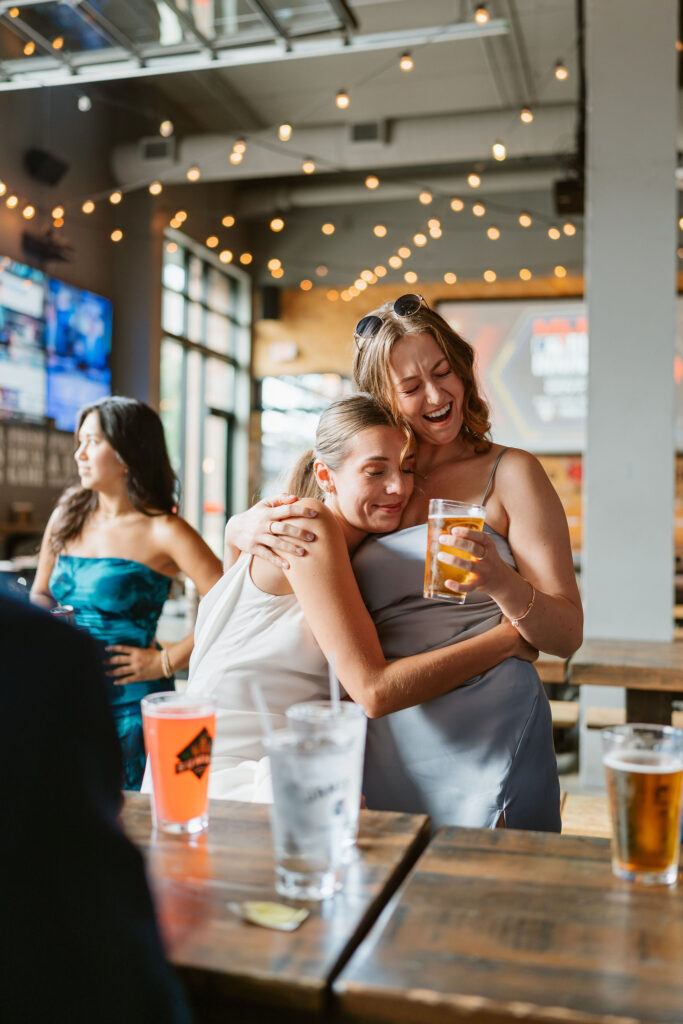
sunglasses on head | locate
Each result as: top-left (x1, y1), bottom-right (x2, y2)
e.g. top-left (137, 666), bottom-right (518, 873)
top-left (354, 293), bottom-right (429, 348)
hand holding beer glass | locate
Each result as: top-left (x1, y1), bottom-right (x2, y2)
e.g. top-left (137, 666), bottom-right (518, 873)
top-left (142, 692), bottom-right (216, 835)
top-left (424, 498), bottom-right (486, 604)
top-left (602, 724), bottom-right (683, 886)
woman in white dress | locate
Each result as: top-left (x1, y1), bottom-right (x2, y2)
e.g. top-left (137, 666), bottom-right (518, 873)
top-left (185, 394), bottom-right (537, 801)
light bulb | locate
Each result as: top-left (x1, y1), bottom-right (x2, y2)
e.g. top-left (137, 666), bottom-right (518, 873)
top-left (82, 200), bottom-right (95, 214)
top-left (148, 181), bottom-right (162, 195)
top-left (109, 191), bottom-right (122, 205)
top-left (222, 215), bottom-right (235, 227)
top-left (563, 222), bottom-right (576, 236)
top-left (554, 265), bottom-right (567, 278)
top-left (186, 166), bottom-right (201, 182)
top-left (316, 265), bottom-right (328, 277)
top-left (335, 89), bottom-right (350, 109)
top-left (520, 107), bottom-right (534, 124)
top-left (205, 236), bottom-right (219, 248)
top-left (321, 222), bottom-right (335, 235)
top-left (474, 5), bottom-right (489, 25)
top-left (278, 123), bottom-right (292, 141)
top-left (419, 190), bottom-right (433, 205)
top-left (398, 246), bottom-right (411, 259)
top-left (519, 212), bottom-right (532, 227)
top-left (404, 271), bottom-right (418, 284)
top-left (354, 279), bottom-right (367, 291)
top-left (388, 255), bottom-right (403, 269)
top-left (219, 250), bottom-right (233, 264)
top-left (555, 60), bottom-right (569, 81)
top-left (229, 151), bottom-right (243, 165)
top-left (233, 139), bottom-right (246, 154)
top-left (270, 217), bottom-right (285, 232)
top-left (399, 52), bottom-right (414, 71)
top-left (8, 7), bottom-right (19, 17)
top-left (22, 205), bottom-right (35, 220)
top-left (374, 265), bottom-right (387, 277)
top-left (487, 226), bottom-right (500, 240)
top-left (484, 269), bottom-right (496, 282)
top-left (111, 229), bottom-right (123, 242)
top-left (444, 272), bottom-right (457, 284)
top-left (52, 205), bottom-right (64, 220)
top-left (413, 233), bottom-right (427, 247)
top-left (373, 224), bottom-right (387, 238)
top-left (175, 210), bottom-right (187, 223)
top-left (492, 140), bottom-right (507, 161)
top-left (159, 120), bottom-right (174, 137)
top-left (271, 267), bottom-right (284, 279)
top-left (77, 94), bottom-right (92, 113)
top-left (53, 217), bottom-right (64, 228)
top-left (6, 195), bottom-right (18, 208)
top-left (166, 242), bottom-right (178, 253)
top-left (268, 258), bottom-right (282, 271)
top-left (327, 290), bottom-right (339, 301)
top-left (428, 218), bottom-right (441, 230)
top-left (300, 279), bottom-right (313, 291)
top-left (302, 158), bottom-right (316, 174)
top-left (239, 253), bottom-right (253, 265)
top-left (519, 268), bottom-right (532, 281)
top-left (23, 42), bottom-right (35, 56)
top-left (365, 175), bottom-right (379, 190)
top-left (0, 182), bottom-right (6, 197)
top-left (52, 37), bottom-right (64, 50)
top-left (450, 197), bottom-right (464, 212)
top-left (467, 173), bottom-right (481, 188)
top-left (548, 226), bottom-right (561, 240)
top-left (472, 202), bottom-right (486, 217)
top-left (360, 269), bottom-right (374, 282)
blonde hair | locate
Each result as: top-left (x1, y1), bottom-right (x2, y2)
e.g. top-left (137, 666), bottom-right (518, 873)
top-left (352, 302), bottom-right (491, 452)
top-left (287, 393), bottom-right (396, 499)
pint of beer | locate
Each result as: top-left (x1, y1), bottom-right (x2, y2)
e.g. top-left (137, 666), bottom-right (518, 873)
top-left (424, 498), bottom-right (486, 604)
top-left (602, 724), bottom-right (683, 886)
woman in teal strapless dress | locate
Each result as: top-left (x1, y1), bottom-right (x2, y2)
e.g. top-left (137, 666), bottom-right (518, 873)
top-left (31, 397), bottom-right (223, 789)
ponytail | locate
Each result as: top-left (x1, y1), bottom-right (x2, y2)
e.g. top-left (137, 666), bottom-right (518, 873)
top-left (287, 450), bottom-right (323, 500)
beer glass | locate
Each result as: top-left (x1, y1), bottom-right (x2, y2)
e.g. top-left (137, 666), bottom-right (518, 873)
top-left (264, 728), bottom-right (352, 900)
top-left (142, 692), bottom-right (216, 835)
top-left (50, 604), bottom-right (77, 626)
top-left (424, 498), bottom-right (486, 604)
top-left (285, 700), bottom-right (367, 858)
top-left (602, 724), bottom-right (683, 886)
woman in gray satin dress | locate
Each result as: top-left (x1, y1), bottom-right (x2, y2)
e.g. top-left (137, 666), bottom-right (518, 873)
top-left (348, 295), bottom-right (583, 830)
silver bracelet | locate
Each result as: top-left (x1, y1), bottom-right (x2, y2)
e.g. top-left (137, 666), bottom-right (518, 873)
top-left (160, 646), bottom-right (173, 679)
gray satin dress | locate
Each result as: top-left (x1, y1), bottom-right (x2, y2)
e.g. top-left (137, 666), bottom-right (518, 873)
top-left (351, 455), bottom-right (561, 833)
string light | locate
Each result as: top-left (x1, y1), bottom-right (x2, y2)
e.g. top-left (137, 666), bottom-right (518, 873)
top-left (427, 218), bottom-right (440, 230)
top-left (467, 173), bottom-right (481, 188)
top-left (186, 166), bottom-right (201, 181)
top-left (474, 5), bottom-right (489, 25)
top-left (374, 265), bottom-right (387, 277)
top-left (53, 217), bottom-right (64, 228)
top-left (205, 236), bottom-right (219, 248)
top-left (398, 246), bottom-right (411, 259)
top-left (52, 37), bottom-right (64, 50)
top-left (219, 250), bottom-right (233, 263)
top-left (0, 182), bottom-right (6, 197)
top-left (302, 158), bottom-right (316, 174)
top-left (354, 279), bottom-right (367, 291)
top-left (169, 217), bottom-right (181, 229)
top-left (413, 233), bottom-right (427, 246)
top-left (268, 258), bottom-right (282, 271)
top-left (335, 89), bottom-right (350, 109)
top-left (327, 289), bottom-right (339, 301)
top-left (404, 271), bottom-right (418, 284)
top-left (111, 229), bottom-right (123, 242)
top-left (548, 225), bottom-right (561, 240)
top-left (222, 215), bottom-right (235, 227)
top-left (520, 107), bottom-right (534, 124)
top-left (483, 269), bottom-right (496, 282)
top-left (399, 52), bottom-right (414, 71)
top-left (233, 139), bottom-right (246, 154)
top-left (271, 267), bottom-right (284, 278)
top-left (166, 242), bottom-right (178, 254)
top-left (554, 265), bottom-right (567, 278)
top-left (365, 174), bottom-right (380, 190)
top-left (300, 279), bottom-right (313, 291)
top-left (8, 7), bottom-right (19, 17)
top-left (22, 204), bottom-right (35, 219)
top-left (77, 94), bottom-right (92, 113)
top-left (388, 255), bottom-right (403, 268)
top-left (519, 268), bottom-right (532, 281)
top-left (278, 123), bottom-right (292, 141)
top-left (348, 285), bottom-right (359, 297)
top-left (562, 222), bottom-right (576, 236)
top-left (6, 195), bottom-right (18, 208)
top-left (321, 222), bottom-right (335, 235)
top-left (519, 212), bottom-right (532, 227)
top-left (270, 217), bottom-right (285, 232)
top-left (492, 141), bottom-right (507, 161)
top-left (51, 205), bottom-right (64, 220)
top-left (360, 269), bottom-right (374, 283)
top-left (419, 190), bottom-right (433, 205)
top-left (554, 60), bottom-right (569, 81)
top-left (175, 210), bottom-right (187, 223)
top-left (444, 272), bottom-right (457, 284)
top-left (239, 253), bottom-right (253, 265)
top-left (450, 197), bottom-right (464, 212)
top-left (82, 200), bottom-right (95, 214)
top-left (429, 226), bottom-right (442, 238)
top-left (316, 265), bottom-right (328, 276)
top-left (148, 181), bottom-right (162, 195)
top-left (341, 291), bottom-right (352, 302)
top-left (472, 202), bottom-right (486, 216)
top-left (159, 120), bottom-right (174, 137)
top-left (109, 191), bottom-right (122, 205)
top-left (23, 42), bottom-right (35, 56)
top-left (373, 224), bottom-right (387, 238)
top-left (229, 151), bottom-right (243, 165)
top-left (486, 226), bottom-right (500, 240)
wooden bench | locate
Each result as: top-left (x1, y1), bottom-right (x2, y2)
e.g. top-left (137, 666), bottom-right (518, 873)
top-left (585, 706), bottom-right (683, 729)
top-left (549, 699), bottom-right (579, 729)
top-left (561, 793), bottom-right (611, 839)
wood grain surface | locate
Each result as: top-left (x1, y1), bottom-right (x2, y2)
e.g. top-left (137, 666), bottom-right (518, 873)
top-left (569, 639), bottom-right (683, 691)
top-left (121, 793), bottom-right (430, 1018)
top-left (333, 826), bottom-right (683, 1024)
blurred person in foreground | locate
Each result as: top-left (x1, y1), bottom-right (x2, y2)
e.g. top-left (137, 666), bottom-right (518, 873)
top-left (0, 593), bottom-right (191, 1024)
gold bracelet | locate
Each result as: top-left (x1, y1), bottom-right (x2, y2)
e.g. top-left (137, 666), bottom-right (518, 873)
top-left (510, 578), bottom-right (535, 630)
top-left (160, 646), bottom-right (173, 679)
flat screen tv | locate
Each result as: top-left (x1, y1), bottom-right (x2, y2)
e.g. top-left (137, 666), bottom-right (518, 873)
top-left (0, 257), bottom-right (46, 420)
top-left (45, 277), bottom-right (113, 431)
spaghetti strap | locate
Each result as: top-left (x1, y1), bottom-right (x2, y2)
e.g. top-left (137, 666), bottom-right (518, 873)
top-left (481, 447), bottom-right (509, 506)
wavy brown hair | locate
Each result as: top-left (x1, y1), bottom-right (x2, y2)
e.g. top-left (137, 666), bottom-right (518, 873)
top-left (287, 393), bottom-right (399, 501)
top-left (50, 396), bottom-right (179, 553)
top-left (352, 302), bottom-right (492, 453)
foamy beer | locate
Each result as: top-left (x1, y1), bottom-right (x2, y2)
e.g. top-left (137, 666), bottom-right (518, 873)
top-left (602, 724), bottom-right (683, 886)
top-left (424, 498), bottom-right (486, 604)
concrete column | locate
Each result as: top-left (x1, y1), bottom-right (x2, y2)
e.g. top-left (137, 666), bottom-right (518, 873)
top-left (581, 0), bottom-right (677, 784)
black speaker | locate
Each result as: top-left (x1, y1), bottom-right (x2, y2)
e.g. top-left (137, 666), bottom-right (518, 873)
top-left (23, 148), bottom-right (69, 186)
top-left (554, 178), bottom-right (584, 216)
top-left (261, 285), bottom-right (280, 320)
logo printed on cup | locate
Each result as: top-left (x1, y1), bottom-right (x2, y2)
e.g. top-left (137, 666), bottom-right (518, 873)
top-left (174, 727), bottom-right (213, 779)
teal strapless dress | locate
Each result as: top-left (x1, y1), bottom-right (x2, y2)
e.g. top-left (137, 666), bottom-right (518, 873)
top-left (50, 555), bottom-right (174, 790)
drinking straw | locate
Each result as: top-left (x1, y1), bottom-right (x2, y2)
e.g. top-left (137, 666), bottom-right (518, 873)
top-left (250, 682), bottom-right (274, 740)
top-left (328, 651), bottom-right (340, 713)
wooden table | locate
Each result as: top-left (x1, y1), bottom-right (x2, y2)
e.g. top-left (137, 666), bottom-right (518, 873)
top-left (333, 826), bottom-right (683, 1024)
top-left (568, 638), bottom-right (683, 723)
top-left (122, 793), bottom-right (430, 1023)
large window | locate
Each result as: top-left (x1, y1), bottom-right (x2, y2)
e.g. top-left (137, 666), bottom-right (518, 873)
top-left (160, 232), bottom-right (250, 558)
top-left (257, 374), bottom-right (351, 497)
